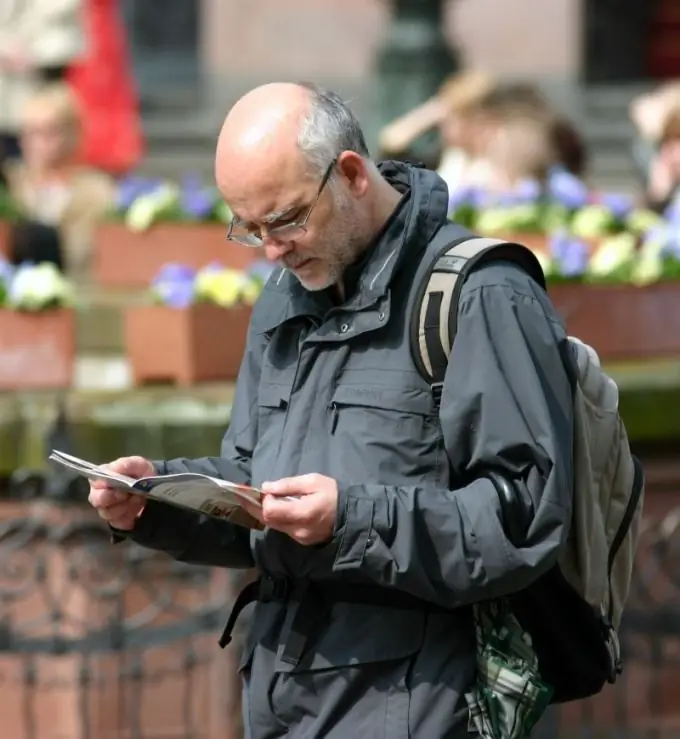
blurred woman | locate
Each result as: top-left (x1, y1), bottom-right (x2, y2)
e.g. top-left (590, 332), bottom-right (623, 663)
top-left (471, 83), bottom-right (588, 180)
top-left (3, 83), bottom-right (115, 278)
top-left (0, 0), bottom-right (84, 158)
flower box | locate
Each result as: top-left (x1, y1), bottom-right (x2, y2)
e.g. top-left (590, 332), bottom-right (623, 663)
top-left (124, 303), bottom-right (251, 386)
top-left (0, 309), bottom-right (75, 389)
top-left (485, 232), bottom-right (602, 257)
top-left (94, 223), bottom-right (260, 288)
top-left (550, 282), bottom-right (680, 361)
top-left (0, 221), bottom-right (9, 258)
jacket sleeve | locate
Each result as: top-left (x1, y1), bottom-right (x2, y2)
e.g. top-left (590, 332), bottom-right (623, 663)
top-left (116, 324), bottom-right (269, 569)
top-left (331, 262), bottom-right (574, 609)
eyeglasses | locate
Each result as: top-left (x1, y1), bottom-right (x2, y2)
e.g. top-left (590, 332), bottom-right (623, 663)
top-left (226, 157), bottom-right (337, 248)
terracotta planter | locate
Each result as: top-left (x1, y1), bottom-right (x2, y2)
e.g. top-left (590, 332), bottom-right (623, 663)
top-left (94, 223), bottom-right (260, 288)
top-left (550, 281), bottom-right (680, 361)
top-left (0, 220), bottom-right (10, 258)
top-left (124, 303), bottom-right (251, 386)
top-left (0, 309), bottom-right (75, 389)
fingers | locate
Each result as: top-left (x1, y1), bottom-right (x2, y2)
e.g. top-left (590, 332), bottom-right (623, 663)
top-left (91, 491), bottom-right (146, 531)
top-left (106, 456), bottom-right (155, 477)
top-left (262, 474), bottom-right (322, 496)
top-left (88, 485), bottom-right (128, 507)
top-left (262, 493), bottom-right (315, 528)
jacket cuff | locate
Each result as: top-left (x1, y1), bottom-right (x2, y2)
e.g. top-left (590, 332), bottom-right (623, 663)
top-left (108, 498), bottom-right (163, 545)
top-left (331, 483), bottom-right (376, 571)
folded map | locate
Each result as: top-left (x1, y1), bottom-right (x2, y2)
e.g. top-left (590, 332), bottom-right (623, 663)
top-left (49, 449), bottom-right (265, 530)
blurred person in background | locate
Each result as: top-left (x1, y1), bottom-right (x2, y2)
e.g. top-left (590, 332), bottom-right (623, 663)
top-left (67, 0), bottom-right (145, 176)
top-left (3, 83), bottom-right (115, 278)
top-left (644, 102), bottom-right (680, 212)
top-left (378, 70), bottom-right (496, 191)
top-left (471, 83), bottom-right (588, 181)
top-left (629, 82), bottom-right (680, 192)
top-left (482, 112), bottom-right (557, 192)
top-left (0, 0), bottom-right (84, 158)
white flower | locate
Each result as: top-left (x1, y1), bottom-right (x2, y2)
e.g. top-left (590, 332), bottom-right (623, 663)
top-left (126, 183), bottom-right (180, 232)
top-left (571, 205), bottom-right (615, 238)
top-left (632, 255), bottom-right (663, 285)
top-left (7, 263), bottom-right (72, 311)
top-left (586, 233), bottom-right (636, 277)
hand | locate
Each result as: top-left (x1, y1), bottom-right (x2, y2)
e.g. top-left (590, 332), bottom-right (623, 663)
top-left (257, 473), bottom-right (339, 546)
top-left (88, 456), bottom-right (155, 531)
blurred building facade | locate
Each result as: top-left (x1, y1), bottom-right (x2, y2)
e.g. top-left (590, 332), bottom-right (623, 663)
top-left (123, 0), bottom-right (680, 185)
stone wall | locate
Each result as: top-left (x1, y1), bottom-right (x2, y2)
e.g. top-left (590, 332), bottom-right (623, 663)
top-left (201, 0), bottom-right (581, 90)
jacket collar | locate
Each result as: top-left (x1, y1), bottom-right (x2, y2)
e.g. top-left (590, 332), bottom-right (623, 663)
top-left (252, 161), bottom-right (450, 334)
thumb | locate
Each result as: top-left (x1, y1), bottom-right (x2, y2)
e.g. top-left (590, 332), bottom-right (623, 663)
top-left (262, 474), bottom-right (320, 496)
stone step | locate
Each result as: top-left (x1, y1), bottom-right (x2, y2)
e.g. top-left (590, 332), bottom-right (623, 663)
top-left (581, 83), bottom-right (653, 114)
top-left (75, 286), bottom-right (150, 356)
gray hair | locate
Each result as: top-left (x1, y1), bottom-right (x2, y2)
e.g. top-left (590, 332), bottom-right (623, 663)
top-left (296, 82), bottom-right (370, 177)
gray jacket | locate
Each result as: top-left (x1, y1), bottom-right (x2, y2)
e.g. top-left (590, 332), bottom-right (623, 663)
top-left (120, 161), bottom-right (574, 738)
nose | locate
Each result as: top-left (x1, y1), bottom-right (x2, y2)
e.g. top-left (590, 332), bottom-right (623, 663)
top-left (264, 238), bottom-right (295, 263)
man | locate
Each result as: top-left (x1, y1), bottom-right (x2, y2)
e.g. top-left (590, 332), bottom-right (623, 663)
top-left (89, 82), bottom-right (574, 738)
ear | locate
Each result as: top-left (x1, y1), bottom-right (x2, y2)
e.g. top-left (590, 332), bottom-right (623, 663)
top-left (336, 151), bottom-right (370, 197)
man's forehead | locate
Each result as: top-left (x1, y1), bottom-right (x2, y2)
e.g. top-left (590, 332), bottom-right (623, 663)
top-left (217, 158), bottom-right (312, 224)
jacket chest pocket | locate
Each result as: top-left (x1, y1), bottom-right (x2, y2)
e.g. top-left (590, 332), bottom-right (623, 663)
top-left (328, 383), bottom-right (444, 485)
top-left (254, 382), bottom-right (291, 464)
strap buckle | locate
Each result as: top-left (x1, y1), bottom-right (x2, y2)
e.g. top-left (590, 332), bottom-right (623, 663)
top-left (600, 608), bottom-right (623, 682)
top-left (259, 573), bottom-right (290, 602)
top-left (431, 382), bottom-right (444, 408)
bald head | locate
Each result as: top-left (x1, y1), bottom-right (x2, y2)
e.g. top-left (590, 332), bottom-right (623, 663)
top-left (217, 83), bottom-right (310, 178)
top-left (215, 82), bottom-right (370, 217)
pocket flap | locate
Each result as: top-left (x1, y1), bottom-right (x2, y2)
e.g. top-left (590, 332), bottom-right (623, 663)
top-left (291, 602), bottom-right (425, 672)
top-left (331, 383), bottom-right (434, 416)
top-left (258, 383), bottom-right (290, 409)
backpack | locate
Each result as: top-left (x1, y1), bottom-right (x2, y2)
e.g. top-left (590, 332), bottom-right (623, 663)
top-left (409, 227), bottom-right (645, 735)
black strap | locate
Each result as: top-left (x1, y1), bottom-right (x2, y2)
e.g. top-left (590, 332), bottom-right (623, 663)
top-left (218, 575), bottom-right (452, 648)
top-left (218, 579), bottom-right (260, 648)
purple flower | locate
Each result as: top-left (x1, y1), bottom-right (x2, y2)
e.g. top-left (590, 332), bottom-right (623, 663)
top-left (0, 258), bottom-right (14, 285)
top-left (448, 186), bottom-right (489, 210)
top-left (663, 198), bottom-right (680, 225)
top-left (599, 192), bottom-right (633, 221)
top-left (152, 263), bottom-right (197, 284)
top-left (549, 232), bottom-right (589, 277)
top-left (547, 169), bottom-right (589, 210)
top-left (154, 280), bottom-right (196, 308)
top-left (151, 263), bottom-right (197, 308)
top-left (115, 176), bottom-right (162, 211)
top-left (180, 174), bottom-right (216, 220)
top-left (448, 187), bottom-right (475, 210)
top-left (661, 228), bottom-right (680, 261)
top-left (513, 179), bottom-right (542, 204)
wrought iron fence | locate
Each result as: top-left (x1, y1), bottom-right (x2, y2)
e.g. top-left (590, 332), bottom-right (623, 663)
top-left (1, 468), bottom-right (679, 739)
top-left (538, 506), bottom-right (680, 739)
top-left (0, 471), bottom-right (247, 739)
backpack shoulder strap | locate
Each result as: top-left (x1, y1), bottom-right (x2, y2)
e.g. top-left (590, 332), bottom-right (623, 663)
top-left (410, 227), bottom-right (547, 391)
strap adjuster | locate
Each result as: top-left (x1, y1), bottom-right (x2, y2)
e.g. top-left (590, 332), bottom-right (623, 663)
top-left (260, 574), bottom-right (290, 602)
top-left (431, 382), bottom-right (444, 407)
